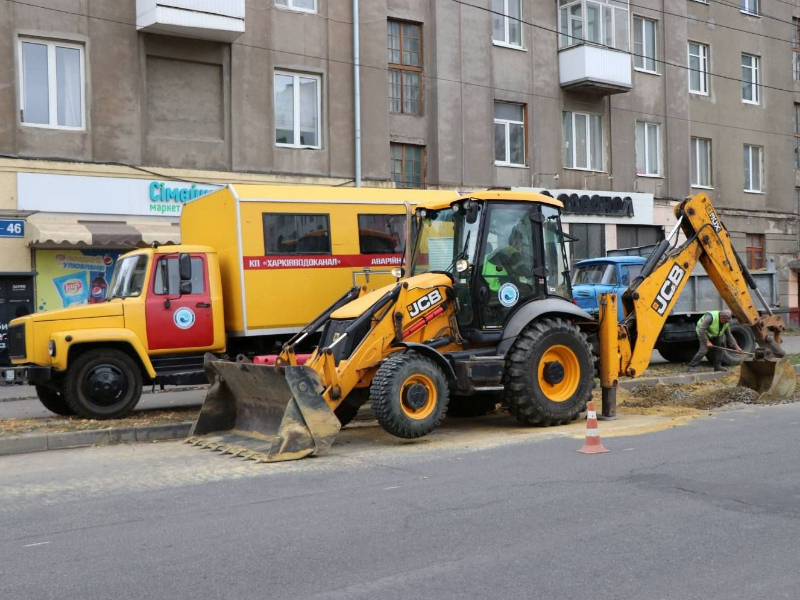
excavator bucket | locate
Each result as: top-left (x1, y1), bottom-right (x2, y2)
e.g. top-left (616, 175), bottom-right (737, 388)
top-left (186, 354), bottom-right (340, 462)
top-left (738, 358), bottom-right (797, 403)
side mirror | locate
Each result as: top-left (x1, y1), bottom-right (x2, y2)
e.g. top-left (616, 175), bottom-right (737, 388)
top-left (179, 280), bottom-right (193, 295)
top-left (179, 253), bottom-right (192, 283)
top-left (465, 202), bottom-right (479, 224)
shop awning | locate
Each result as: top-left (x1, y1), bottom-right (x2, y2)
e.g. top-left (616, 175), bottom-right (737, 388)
top-left (26, 216), bottom-right (180, 248)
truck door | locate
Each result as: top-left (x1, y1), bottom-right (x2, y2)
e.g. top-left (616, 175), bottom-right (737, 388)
top-left (145, 254), bottom-right (214, 351)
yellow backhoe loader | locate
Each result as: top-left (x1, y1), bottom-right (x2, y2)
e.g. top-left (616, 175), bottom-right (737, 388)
top-left (187, 191), bottom-right (795, 462)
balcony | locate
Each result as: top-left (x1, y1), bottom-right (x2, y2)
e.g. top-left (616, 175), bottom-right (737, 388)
top-left (558, 44), bottom-right (632, 94)
top-left (136, 1), bottom-right (245, 42)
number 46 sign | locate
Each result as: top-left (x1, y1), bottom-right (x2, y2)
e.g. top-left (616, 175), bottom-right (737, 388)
top-left (0, 219), bottom-right (24, 238)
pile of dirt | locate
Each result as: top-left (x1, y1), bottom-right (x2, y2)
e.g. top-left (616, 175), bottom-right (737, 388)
top-left (0, 407), bottom-right (198, 436)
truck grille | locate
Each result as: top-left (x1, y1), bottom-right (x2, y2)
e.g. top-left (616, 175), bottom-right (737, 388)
top-left (8, 324), bottom-right (26, 360)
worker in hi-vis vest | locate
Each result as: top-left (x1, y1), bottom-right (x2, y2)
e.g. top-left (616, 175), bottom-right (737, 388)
top-left (687, 309), bottom-right (743, 372)
top-left (482, 228), bottom-right (533, 293)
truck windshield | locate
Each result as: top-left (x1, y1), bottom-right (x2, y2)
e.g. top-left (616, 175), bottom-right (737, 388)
top-left (108, 255), bottom-right (149, 299)
top-left (411, 206), bottom-right (481, 275)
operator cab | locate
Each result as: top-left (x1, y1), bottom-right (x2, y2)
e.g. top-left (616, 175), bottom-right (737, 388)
top-left (409, 192), bottom-right (573, 335)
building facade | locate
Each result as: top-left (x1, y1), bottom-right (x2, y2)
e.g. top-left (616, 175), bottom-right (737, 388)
top-left (0, 0), bottom-right (798, 362)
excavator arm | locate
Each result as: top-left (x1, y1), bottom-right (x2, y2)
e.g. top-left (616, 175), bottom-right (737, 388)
top-left (598, 193), bottom-right (795, 417)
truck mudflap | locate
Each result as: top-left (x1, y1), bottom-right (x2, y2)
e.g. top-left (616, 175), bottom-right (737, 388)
top-left (739, 358), bottom-right (797, 403)
top-left (186, 354), bottom-right (340, 462)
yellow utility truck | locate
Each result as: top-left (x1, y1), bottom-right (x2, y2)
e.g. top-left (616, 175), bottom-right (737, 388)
top-left (187, 191), bottom-right (795, 463)
top-left (6, 185), bottom-right (458, 419)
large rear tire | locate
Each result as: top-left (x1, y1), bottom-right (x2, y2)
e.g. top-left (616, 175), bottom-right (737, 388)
top-left (656, 342), bottom-right (697, 364)
top-left (370, 353), bottom-right (449, 439)
top-left (35, 385), bottom-right (74, 416)
top-left (64, 349), bottom-right (143, 419)
top-left (504, 317), bottom-right (594, 426)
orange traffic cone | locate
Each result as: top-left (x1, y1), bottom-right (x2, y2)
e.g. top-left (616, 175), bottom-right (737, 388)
top-left (578, 401), bottom-right (609, 454)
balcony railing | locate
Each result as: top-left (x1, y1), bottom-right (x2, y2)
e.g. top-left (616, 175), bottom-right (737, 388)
top-left (136, 1), bottom-right (245, 42)
top-left (558, 44), bottom-right (632, 94)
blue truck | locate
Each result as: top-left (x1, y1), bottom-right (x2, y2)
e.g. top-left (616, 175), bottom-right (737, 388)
top-left (571, 254), bottom-right (780, 365)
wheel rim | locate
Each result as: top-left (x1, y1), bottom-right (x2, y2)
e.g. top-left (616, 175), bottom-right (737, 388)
top-left (537, 345), bottom-right (580, 402)
top-left (84, 364), bottom-right (127, 407)
top-left (400, 374), bottom-right (438, 420)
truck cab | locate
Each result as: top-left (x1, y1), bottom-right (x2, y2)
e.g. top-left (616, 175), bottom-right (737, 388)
top-left (570, 256), bottom-right (645, 320)
top-left (6, 245), bottom-right (225, 419)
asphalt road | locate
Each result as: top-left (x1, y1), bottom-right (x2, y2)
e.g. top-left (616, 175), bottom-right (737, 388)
top-left (1, 403), bottom-right (799, 599)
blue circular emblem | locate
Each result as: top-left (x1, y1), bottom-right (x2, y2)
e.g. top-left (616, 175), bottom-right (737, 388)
top-left (174, 307), bottom-right (196, 330)
top-left (498, 283), bottom-right (520, 308)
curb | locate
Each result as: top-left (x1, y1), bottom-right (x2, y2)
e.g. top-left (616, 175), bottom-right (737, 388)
top-left (0, 422), bottom-right (193, 457)
top-left (619, 362), bottom-right (800, 390)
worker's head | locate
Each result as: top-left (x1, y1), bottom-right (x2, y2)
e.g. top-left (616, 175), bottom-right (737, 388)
top-left (720, 310), bottom-right (732, 323)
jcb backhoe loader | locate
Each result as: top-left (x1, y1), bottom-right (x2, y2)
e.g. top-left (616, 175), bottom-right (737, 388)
top-left (187, 191), bottom-right (795, 462)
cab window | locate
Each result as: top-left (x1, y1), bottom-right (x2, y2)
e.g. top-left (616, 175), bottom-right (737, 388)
top-left (358, 214), bottom-right (406, 254)
top-left (153, 256), bottom-right (206, 295)
top-left (263, 213), bottom-right (331, 254)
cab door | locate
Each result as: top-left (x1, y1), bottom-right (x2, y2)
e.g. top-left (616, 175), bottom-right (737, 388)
top-left (145, 254), bottom-right (214, 351)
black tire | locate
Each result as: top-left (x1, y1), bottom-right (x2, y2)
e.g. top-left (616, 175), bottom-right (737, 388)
top-left (446, 395), bottom-right (500, 418)
top-left (334, 388), bottom-right (369, 427)
top-left (64, 349), bottom-right (143, 419)
top-left (656, 342), bottom-right (697, 364)
top-left (35, 385), bottom-right (74, 416)
top-left (721, 324), bottom-right (756, 366)
top-left (504, 317), bottom-right (594, 426)
top-left (370, 353), bottom-right (449, 439)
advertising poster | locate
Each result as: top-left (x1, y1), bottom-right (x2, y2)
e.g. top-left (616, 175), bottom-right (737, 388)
top-left (35, 249), bottom-right (124, 311)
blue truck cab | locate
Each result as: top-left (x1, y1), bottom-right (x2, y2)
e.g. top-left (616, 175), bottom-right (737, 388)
top-left (571, 256), bottom-right (646, 321)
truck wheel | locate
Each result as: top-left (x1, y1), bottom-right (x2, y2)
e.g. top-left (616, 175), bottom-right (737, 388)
top-left (656, 342), bottom-right (697, 364)
top-left (64, 349), bottom-right (143, 419)
top-left (504, 317), bottom-right (593, 426)
top-left (334, 389), bottom-right (369, 428)
top-left (447, 395), bottom-right (500, 417)
top-left (370, 353), bottom-right (449, 439)
top-left (35, 385), bottom-right (75, 416)
top-left (721, 324), bottom-right (756, 366)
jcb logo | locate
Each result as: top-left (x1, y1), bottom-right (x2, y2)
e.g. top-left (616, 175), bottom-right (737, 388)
top-left (652, 264), bottom-right (686, 316)
top-left (408, 289), bottom-right (443, 318)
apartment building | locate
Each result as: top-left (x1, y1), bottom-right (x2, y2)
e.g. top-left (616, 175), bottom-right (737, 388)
top-left (0, 0), bottom-right (798, 364)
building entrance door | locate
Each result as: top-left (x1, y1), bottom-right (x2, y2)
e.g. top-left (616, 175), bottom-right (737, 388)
top-left (0, 276), bottom-right (34, 366)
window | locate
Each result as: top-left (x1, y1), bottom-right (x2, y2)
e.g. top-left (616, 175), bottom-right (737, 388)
top-left (688, 43), bottom-right (709, 95)
top-left (388, 21), bottom-right (422, 115)
top-left (616, 225), bottom-right (664, 249)
top-left (558, 0), bottom-right (630, 51)
top-left (562, 111), bottom-right (603, 171)
top-left (18, 38), bottom-right (85, 129)
top-left (746, 234), bottom-right (765, 269)
top-left (740, 0), bottom-right (758, 16)
top-left (274, 72), bottom-right (321, 148)
top-left (358, 214), bottom-right (406, 254)
top-left (793, 18), bottom-right (800, 81)
top-left (275, 0), bottom-right (316, 13)
top-left (743, 144), bottom-right (762, 192)
top-left (691, 137), bottom-right (712, 188)
top-left (153, 256), bottom-right (206, 295)
top-left (633, 17), bottom-right (657, 73)
top-left (494, 102), bottom-right (526, 166)
top-left (263, 213), bottom-right (331, 254)
top-left (635, 121), bottom-right (660, 176)
top-left (741, 54), bottom-right (760, 104)
top-left (492, 0), bottom-right (522, 47)
top-left (390, 143), bottom-right (424, 188)
top-left (794, 104), bottom-right (800, 168)
top-left (568, 223), bottom-right (605, 261)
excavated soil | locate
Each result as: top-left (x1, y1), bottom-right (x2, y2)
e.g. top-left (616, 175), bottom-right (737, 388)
top-left (0, 407), bottom-right (198, 436)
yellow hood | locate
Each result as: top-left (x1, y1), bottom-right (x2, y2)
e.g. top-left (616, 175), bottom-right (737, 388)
top-left (331, 272), bottom-right (451, 320)
top-left (14, 300), bottom-right (124, 325)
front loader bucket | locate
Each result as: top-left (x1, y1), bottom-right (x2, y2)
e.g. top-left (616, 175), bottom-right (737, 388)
top-left (187, 354), bottom-right (340, 463)
top-left (738, 358), bottom-right (797, 403)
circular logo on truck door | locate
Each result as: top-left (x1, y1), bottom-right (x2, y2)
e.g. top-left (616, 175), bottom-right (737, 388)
top-left (498, 283), bottom-right (520, 307)
top-left (173, 307), bottom-right (196, 330)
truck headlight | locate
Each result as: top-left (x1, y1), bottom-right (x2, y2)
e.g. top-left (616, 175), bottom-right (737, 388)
top-left (48, 340), bottom-right (56, 357)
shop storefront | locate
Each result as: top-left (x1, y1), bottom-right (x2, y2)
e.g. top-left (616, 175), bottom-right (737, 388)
top-left (13, 172), bottom-right (221, 314)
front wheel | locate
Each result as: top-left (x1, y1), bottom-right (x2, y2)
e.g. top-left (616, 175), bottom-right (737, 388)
top-left (35, 385), bottom-right (74, 416)
top-left (64, 349), bottom-right (143, 419)
top-left (504, 317), bottom-right (594, 426)
top-left (370, 353), bottom-right (449, 439)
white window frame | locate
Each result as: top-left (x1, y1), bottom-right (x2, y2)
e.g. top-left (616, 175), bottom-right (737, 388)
top-left (275, 0), bottom-right (317, 14)
top-left (743, 144), bottom-right (763, 193)
top-left (494, 102), bottom-right (526, 167)
top-left (17, 37), bottom-right (86, 131)
top-left (741, 53), bottom-right (760, 105)
top-left (740, 0), bottom-right (759, 17)
top-left (688, 42), bottom-right (709, 96)
top-left (633, 16), bottom-right (658, 74)
top-left (492, 0), bottom-right (523, 49)
top-left (274, 71), bottom-right (322, 150)
top-left (690, 136), bottom-right (713, 189)
top-left (635, 121), bottom-right (661, 177)
top-left (557, 0), bottom-right (630, 51)
top-left (563, 111), bottom-right (604, 172)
